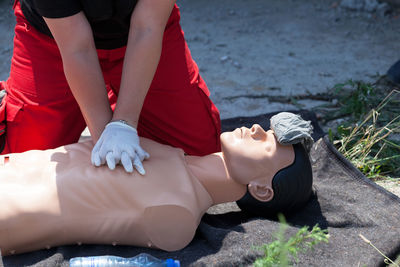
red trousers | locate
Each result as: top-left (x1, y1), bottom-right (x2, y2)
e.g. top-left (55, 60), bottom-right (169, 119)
top-left (0, 2), bottom-right (221, 155)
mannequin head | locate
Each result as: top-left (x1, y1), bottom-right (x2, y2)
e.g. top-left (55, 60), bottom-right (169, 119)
top-left (220, 125), bottom-right (313, 218)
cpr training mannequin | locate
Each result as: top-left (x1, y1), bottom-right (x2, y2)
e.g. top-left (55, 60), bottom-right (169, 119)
top-left (0, 122), bottom-right (313, 256)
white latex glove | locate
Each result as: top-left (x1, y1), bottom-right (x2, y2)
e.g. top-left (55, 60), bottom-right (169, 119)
top-left (91, 121), bottom-right (150, 174)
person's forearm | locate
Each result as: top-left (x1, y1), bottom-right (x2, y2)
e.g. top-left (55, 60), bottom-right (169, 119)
top-left (43, 14), bottom-right (112, 142)
top-left (62, 50), bottom-right (112, 141)
top-left (113, 28), bottom-right (164, 128)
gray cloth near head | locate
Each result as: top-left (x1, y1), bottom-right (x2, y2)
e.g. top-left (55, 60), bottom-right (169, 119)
top-left (270, 112), bottom-right (314, 151)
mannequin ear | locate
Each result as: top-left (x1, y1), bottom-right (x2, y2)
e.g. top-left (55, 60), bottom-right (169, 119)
top-left (248, 182), bottom-right (274, 202)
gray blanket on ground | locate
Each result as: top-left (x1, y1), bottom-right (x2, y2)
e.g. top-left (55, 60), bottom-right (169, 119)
top-left (1, 110), bottom-right (399, 267)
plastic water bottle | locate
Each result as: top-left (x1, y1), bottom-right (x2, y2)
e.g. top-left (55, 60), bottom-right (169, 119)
top-left (69, 253), bottom-right (180, 267)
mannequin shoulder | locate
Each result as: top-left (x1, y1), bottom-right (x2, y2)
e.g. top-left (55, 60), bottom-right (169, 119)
top-left (142, 204), bottom-right (198, 251)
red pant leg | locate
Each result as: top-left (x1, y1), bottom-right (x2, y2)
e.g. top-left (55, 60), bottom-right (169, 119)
top-left (2, 3), bottom-right (86, 154)
top-left (105, 5), bottom-right (221, 156)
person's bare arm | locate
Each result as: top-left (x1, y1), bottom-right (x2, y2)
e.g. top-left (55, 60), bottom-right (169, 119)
top-left (43, 13), bottom-right (112, 141)
top-left (112, 0), bottom-right (176, 127)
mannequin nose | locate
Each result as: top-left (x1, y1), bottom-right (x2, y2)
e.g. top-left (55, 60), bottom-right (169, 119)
top-left (250, 124), bottom-right (263, 133)
top-left (250, 124), bottom-right (267, 140)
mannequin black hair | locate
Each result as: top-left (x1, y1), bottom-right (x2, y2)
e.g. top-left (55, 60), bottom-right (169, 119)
top-left (236, 143), bottom-right (313, 219)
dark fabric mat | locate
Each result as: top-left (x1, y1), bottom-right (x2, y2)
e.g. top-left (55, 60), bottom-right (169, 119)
top-left (1, 110), bottom-right (399, 267)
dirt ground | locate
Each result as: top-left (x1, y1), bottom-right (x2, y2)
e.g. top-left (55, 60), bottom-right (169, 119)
top-left (0, 0), bottom-right (399, 195)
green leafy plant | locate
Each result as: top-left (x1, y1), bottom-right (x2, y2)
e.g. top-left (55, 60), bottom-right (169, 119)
top-left (253, 214), bottom-right (329, 267)
top-left (332, 79), bottom-right (380, 120)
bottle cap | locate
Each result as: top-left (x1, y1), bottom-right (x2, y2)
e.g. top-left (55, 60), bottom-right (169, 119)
top-left (166, 258), bottom-right (180, 267)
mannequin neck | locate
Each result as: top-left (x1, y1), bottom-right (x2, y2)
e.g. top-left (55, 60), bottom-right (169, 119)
top-left (185, 153), bottom-right (247, 205)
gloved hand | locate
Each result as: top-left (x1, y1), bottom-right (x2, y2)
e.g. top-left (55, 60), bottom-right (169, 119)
top-left (91, 121), bottom-right (150, 174)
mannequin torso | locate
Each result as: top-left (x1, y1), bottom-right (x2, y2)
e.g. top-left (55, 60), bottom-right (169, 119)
top-left (0, 127), bottom-right (296, 256)
top-left (0, 139), bottom-right (213, 255)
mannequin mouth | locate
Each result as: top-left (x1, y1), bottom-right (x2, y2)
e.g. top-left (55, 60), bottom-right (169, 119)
top-left (240, 127), bottom-right (247, 138)
top-left (234, 128), bottom-right (243, 138)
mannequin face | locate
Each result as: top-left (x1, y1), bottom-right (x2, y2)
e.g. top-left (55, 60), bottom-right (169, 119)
top-left (220, 125), bottom-right (283, 202)
top-left (220, 125), bottom-right (278, 183)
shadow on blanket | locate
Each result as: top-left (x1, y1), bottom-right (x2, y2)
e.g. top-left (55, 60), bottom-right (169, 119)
top-left (1, 110), bottom-right (399, 267)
